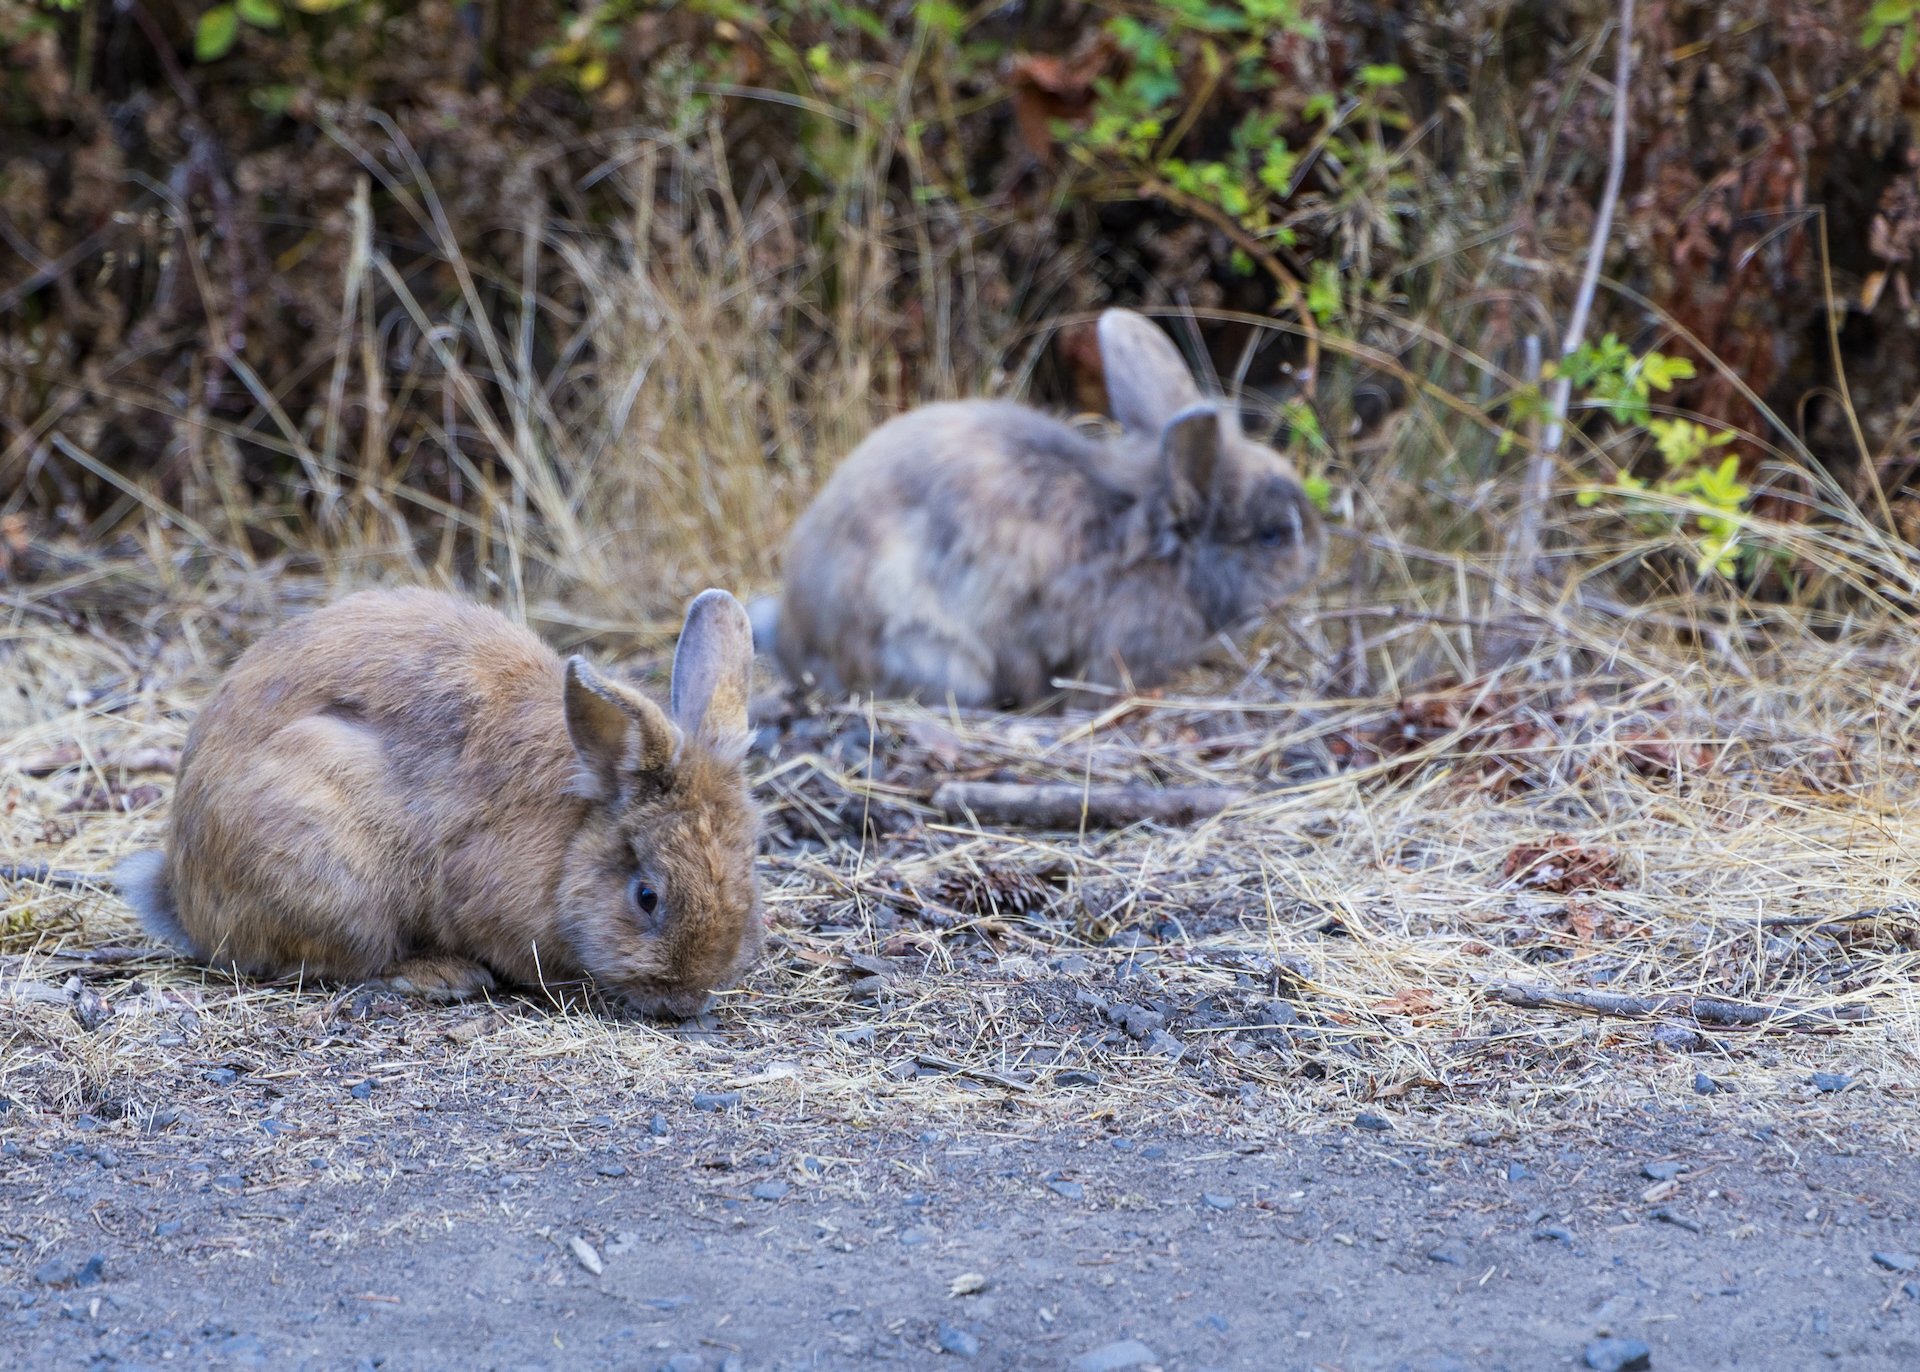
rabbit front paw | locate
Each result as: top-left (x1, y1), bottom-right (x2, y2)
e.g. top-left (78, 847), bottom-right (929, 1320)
top-left (374, 956), bottom-right (497, 1003)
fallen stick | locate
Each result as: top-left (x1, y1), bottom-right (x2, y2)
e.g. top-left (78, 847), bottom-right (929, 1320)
top-left (932, 781), bottom-right (1249, 829)
top-left (0, 863), bottom-right (106, 889)
top-left (10, 746), bottom-right (181, 777)
top-left (1759, 903), bottom-right (1920, 930)
top-left (1485, 981), bottom-right (1862, 1029)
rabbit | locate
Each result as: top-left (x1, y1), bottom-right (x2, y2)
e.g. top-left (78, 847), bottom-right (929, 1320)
top-left (114, 586), bottom-right (763, 1018)
top-left (760, 308), bottom-right (1324, 709)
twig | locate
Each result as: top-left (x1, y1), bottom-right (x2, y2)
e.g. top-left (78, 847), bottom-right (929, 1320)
top-left (1759, 903), bottom-right (1920, 930)
top-left (913, 1053), bottom-right (1036, 1093)
top-left (0, 864), bottom-right (106, 890)
top-left (11, 746), bottom-right (181, 777)
top-left (1485, 980), bottom-right (1861, 1030)
top-left (932, 782), bottom-right (1250, 829)
top-left (1518, 0), bottom-right (1636, 581)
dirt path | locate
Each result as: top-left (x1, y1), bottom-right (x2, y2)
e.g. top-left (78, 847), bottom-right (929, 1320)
top-left (5, 1103), bottom-right (1918, 1371)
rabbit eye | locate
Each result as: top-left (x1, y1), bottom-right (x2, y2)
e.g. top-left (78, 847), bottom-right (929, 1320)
top-left (627, 873), bottom-right (660, 918)
top-left (1257, 526), bottom-right (1291, 548)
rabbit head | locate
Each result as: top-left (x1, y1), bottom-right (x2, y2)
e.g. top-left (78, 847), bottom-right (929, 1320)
top-left (557, 590), bottom-right (762, 1018)
top-left (1098, 309), bottom-right (1325, 634)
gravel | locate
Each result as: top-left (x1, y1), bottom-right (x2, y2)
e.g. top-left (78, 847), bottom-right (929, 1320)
top-left (1069, 1340), bottom-right (1159, 1372)
top-left (935, 1322), bottom-right (982, 1357)
top-left (1584, 1335), bottom-right (1652, 1370)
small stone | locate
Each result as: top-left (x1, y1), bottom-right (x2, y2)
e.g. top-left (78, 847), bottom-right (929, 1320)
top-left (1054, 1070), bottom-right (1102, 1087)
top-left (1903, 1281), bottom-right (1920, 1301)
top-left (204, 1067), bottom-right (239, 1086)
top-left (1354, 1112), bottom-right (1392, 1132)
top-left (1649, 1023), bottom-right (1704, 1051)
top-left (212, 1173), bottom-right (245, 1192)
top-left (1427, 1244), bottom-right (1465, 1265)
top-left (1105, 1004), bottom-right (1165, 1040)
top-left (750, 1181), bottom-right (790, 1202)
top-left (899, 1227), bottom-right (933, 1246)
top-left (569, 1236), bottom-right (604, 1276)
top-left (1810, 1072), bottom-right (1851, 1093)
top-left (32, 1253), bottom-right (104, 1289)
top-left (1197, 1313), bottom-right (1230, 1333)
top-left (1506, 1161), bottom-right (1532, 1182)
top-left (1069, 1340), bottom-right (1159, 1372)
top-left (1201, 1192), bottom-right (1235, 1211)
top-left (1533, 1225), bottom-right (1573, 1243)
top-left (649, 1113), bottom-right (669, 1136)
top-left (1583, 1335), bottom-right (1652, 1371)
top-left (348, 1080), bottom-right (373, 1100)
top-left (596, 1163), bottom-right (629, 1178)
top-left (691, 1091), bottom-right (741, 1112)
top-left (1691, 1071), bottom-right (1721, 1095)
top-left (658, 1357), bottom-right (702, 1372)
top-left (948, 1271), bottom-right (989, 1296)
top-left (935, 1322), bottom-right (981, 1357)
top-left (1641, 1161), bottom-right (1684, 1181)
top-left (1047, 1179), bottom-right (1086, 1201)
top-left (1872, 1251), bottom-right (1920, 1273)
top-left (1141, 1028), bottom-right (1185, 1060)
top-left (1255, 999), bottom-right (1298, 1028)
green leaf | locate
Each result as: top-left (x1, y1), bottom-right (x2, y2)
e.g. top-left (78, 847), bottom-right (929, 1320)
top-left (1358, 63), bottom-right (1406, 88)
top-left (236, 0), bottom-right (281, 28)
top-left (1639, 350), bottom-right (1697, 392)
top-left (195, 5), bottom-right (239, 61)
top-left (1302, 474), bottom-right (1332, 513)
top-left (1306, 260), bottom-right (1341, 323)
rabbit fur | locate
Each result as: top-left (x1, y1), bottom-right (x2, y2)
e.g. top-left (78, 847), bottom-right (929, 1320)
top-left (117, 587), bottom-right (762, 1018)
top-left (764, 308), bottom-right (1323, 707)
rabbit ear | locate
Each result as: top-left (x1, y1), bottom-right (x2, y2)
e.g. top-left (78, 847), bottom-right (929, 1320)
top-left (565, 656), bottom-right (677, 801)
top-left (669, 589), bottom-right (754, 752)
top-left (1159, 403), bottom-right (1225, 534)
top-left (1098, 308), bottom-right (1206, 435)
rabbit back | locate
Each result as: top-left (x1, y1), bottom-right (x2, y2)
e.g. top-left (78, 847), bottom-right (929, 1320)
top-left (161, 590), bottom-right (583, 982)
top-left (776, 400), bottom-right (1156, 706)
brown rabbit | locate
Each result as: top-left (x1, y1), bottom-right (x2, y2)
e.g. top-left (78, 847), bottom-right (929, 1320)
top-left (115, 587), bottom-right (762, 1018)
top-left (760, 308), bottom-right (1324, 708)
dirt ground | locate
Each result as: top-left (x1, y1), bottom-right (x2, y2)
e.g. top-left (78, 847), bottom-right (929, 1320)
top-left (3, 1093), bottom-right (1919, 1371)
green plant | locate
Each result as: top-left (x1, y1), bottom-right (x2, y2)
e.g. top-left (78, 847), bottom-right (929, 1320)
top-left (1561, 338), bottom-right (1755, 577)
top-left (1862, 0), bottom-right (1920, 76)
top-left (194, 0), bottom-right (353, 63)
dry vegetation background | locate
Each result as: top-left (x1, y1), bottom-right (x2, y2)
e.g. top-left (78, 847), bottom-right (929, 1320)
top-left (4, 0), bottom-right (1920, 1154)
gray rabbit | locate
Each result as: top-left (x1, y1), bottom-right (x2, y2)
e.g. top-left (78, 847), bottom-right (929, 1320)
top-left (759, 308), bottom-right (1323, 707)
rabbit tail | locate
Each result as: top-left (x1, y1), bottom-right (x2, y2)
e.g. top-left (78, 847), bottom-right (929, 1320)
top-left (746, 595), bottom-right (780, 655)
top-left (113, 849), bottom-right (196, 955)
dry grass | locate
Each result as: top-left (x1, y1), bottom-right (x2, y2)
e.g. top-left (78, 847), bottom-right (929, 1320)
top-left (5, 125), bottom-right (1920, 1170)
top-left (4, 555), bottom-right (1919, 1166)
